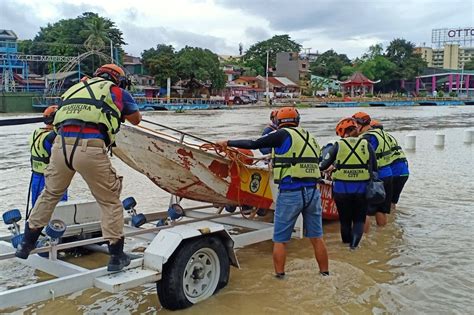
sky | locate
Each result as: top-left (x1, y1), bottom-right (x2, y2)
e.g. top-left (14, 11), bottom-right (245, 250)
top-left (1, 0), bottom-right (473, 59)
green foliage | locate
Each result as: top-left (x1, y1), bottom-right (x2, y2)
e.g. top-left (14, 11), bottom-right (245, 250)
top-left (449, 91), bottom-right (457, 97)
top-left (419, 91), bottom-right (427, 97)
top-left (243, 34), bottom-right (302, 76)
top-left (365, 93), bottom-right (373, 98)
top-left (307, 76), bottom-right (331, 96)
top-left (340, 65), bottom-right (356, 79)
top-left (357, 55), bottom-right (397, 82)
top-left (385, 38), bottom-right (426, 81)
top-left (310, 49), bottom-right (351, 79)
top-left (141, 45), bottom-right (225, 91)
top-left (361, 44), bottom-right (384, 61)
top-left (176, 46), bottom-right (226, 91)
top-left (437, 91), bottom-right (444, 97)
top-left (19, 12), bottom-right (125, 75)
top-left (336, 92), bottom-right (342, 97)
top-left (464, 56), bottom-right (474, 70)
top-left (142, 45), bottom-right (178, 86)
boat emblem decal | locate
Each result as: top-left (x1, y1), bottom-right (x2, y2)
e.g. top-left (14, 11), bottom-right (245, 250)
top-left (250, 173), bottom-right (261, 193)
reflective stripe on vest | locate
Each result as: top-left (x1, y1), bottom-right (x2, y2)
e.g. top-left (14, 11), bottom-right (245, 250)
top-left (366, 129), bottom-right (393, 168)
top-left (387, 132), bottom-right (407, 161)
top-left (29, 128), bottom-right (51, 174)
top-left (333, 137), bottom-right (370, 181)
top-left (272, 127), bottom-right (321, 184)
top-left (54, 77), bottom-right (121, 144)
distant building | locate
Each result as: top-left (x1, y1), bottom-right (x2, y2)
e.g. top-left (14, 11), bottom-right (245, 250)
top-left (416, 27), bottom-right (474, 69)
top-left (274, 52), bottom-right (311, 93)
top-left (415, 44), bottom-right (474, 69)
top-left (123, 54), bottom-right (146, 75)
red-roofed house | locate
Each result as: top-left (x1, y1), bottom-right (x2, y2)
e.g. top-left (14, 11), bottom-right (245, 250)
top-left (339, 72), bottom-right (380, 97)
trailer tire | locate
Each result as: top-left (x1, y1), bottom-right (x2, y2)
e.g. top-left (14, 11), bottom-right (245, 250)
top-left (156, 236), bottom-right (230, 310)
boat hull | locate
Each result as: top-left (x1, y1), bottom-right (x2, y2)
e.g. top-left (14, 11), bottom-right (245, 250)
top-left (114, 125), bottom-right (275, 210)
top-left (114, 124), bottom-right (338, 220)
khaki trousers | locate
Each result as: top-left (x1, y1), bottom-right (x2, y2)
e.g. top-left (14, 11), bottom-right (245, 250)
top-left (28, 138), bottom-right (124, 242)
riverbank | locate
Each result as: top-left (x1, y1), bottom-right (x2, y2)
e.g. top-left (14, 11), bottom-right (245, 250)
top-left (2, 93), bottom-right (474, 113)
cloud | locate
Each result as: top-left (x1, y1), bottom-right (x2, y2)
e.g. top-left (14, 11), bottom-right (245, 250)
top-left (120, 23), bottom-right (236, 56)
top-left (0, 1), bottom-right (44, 40)
top-left (215, 0), bottom-right (473, 56)
top-left (244, 26), bottom-right (271, 43)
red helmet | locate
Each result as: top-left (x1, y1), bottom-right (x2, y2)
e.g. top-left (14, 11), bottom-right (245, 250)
top-left (93, 64), bottom-right (126, 86)
top-left (370, 119), bottom-right (383, 130)
top-left (43, 105), bottom-right (58, 125)
top-left (352, 111), bottom-right (371, 126)
top-left (276, 107), bottom-right (300, 127)
top-left (336, 117), bottom-right (358, 137)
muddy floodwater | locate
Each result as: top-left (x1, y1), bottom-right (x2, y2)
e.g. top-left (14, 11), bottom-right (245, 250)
top-left (0, 106), bottom-right (473, 314)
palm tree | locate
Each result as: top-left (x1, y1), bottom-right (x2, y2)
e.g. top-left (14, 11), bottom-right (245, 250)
top-left (82, 17), bottom-right (109, 51)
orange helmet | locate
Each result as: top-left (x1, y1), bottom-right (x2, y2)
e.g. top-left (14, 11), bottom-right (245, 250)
top-left (370, 119), bottom-right (383, 130)
top-left (43, 105), bottom-right (58, 125)
top-left (93, 64), bottom-right (126, 86)
top-left (276, 107), bottom-right (300, 127)
top-left (336, 117), bottom-right (358, 137)
top-left (352, 111), bottom-right (371, 126)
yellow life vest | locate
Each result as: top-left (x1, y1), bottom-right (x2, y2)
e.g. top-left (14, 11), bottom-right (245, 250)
top-left (386, 132), bottom-right (407, 161)
top-left (29, 128), bottom-right (52, 174)
top-left (54, 77), bottom-right (121, 144)
top-left (365, 129), bottom-right (394, 168)
top-left (332, 137), bottom-right (370, 181)
top-left (272, 127), bottom-right (322, 184)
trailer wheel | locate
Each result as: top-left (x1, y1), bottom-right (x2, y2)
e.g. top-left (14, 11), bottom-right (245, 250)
top-left (156, 236), bottom-right (230, 310)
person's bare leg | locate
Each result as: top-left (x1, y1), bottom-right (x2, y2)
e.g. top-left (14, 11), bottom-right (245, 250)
top-left (364, 216), bottom-right (371, 233)
top-left (375, 212), bottom-right (387, 226)
top-left (309, 237), bottom-right (329, 272)
top-left (273, 242), bottom-right (287, 274)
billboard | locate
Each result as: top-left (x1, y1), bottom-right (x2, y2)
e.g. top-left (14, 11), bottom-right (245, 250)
top-left (432, 28), bottom-right (474, 47)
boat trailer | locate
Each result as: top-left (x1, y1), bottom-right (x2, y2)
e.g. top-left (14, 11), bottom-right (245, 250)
top-left (0, 198), bottom-right (304, 311)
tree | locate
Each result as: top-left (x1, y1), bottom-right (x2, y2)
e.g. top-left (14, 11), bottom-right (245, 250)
top-left (357, 55), bottom-right (397, 83)
top-left (175, 46), bottom-right (226, 92)
top-left (310, 49), bottom-right (351, 79)
top-left (142, 45), bottom-right (178, 86)
top-left (82, 17), bottom-right (109, 51)
top-left (382, 38), bottom-right (427, 91)
top-left (385, 38), bottom-right (415, 66)
top-left (18, 12), bottom-right (125, 75)
top-left (243, 35), bottom-right (302, 76)
top-left (361, 44), bottom-right (384, 61)
top-left (308, 76), bottom-right (331, 96)
top-left (463, 56), bottom-right (474, 70)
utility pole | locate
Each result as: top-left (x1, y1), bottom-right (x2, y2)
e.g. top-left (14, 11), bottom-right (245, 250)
top-left (109, 39), bottom-right (113, 63)
top-left (266, 49), bottom-right (271, 105)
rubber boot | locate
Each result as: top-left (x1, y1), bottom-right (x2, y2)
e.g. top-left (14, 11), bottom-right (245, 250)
top-left (15, 222), bottom-right (43, 259)
top-left (107, 237), bottom-right (131, 272)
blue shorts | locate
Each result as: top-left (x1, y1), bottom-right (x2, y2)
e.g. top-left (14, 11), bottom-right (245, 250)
top-left (273, 186), bottom-right (323, 242)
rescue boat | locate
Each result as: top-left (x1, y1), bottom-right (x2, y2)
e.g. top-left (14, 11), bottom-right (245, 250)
top-left (114, 121), bottom-right (338, 220)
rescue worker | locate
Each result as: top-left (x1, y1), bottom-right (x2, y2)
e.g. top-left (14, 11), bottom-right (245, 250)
top-left (216, 107), bottom-right (329, 278)
top-left (259, 109), bottom-right (279, 155)
top-left (28, 105), bottom-right (67, 209)
top-left (320, 118), bottom-right (377, 249)
top-left (370, 120), bottom-right (409, 211)
top-left (352, 112), bottom-right (393, 231)
top-left (16, 64), bottom-right (142, 272)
